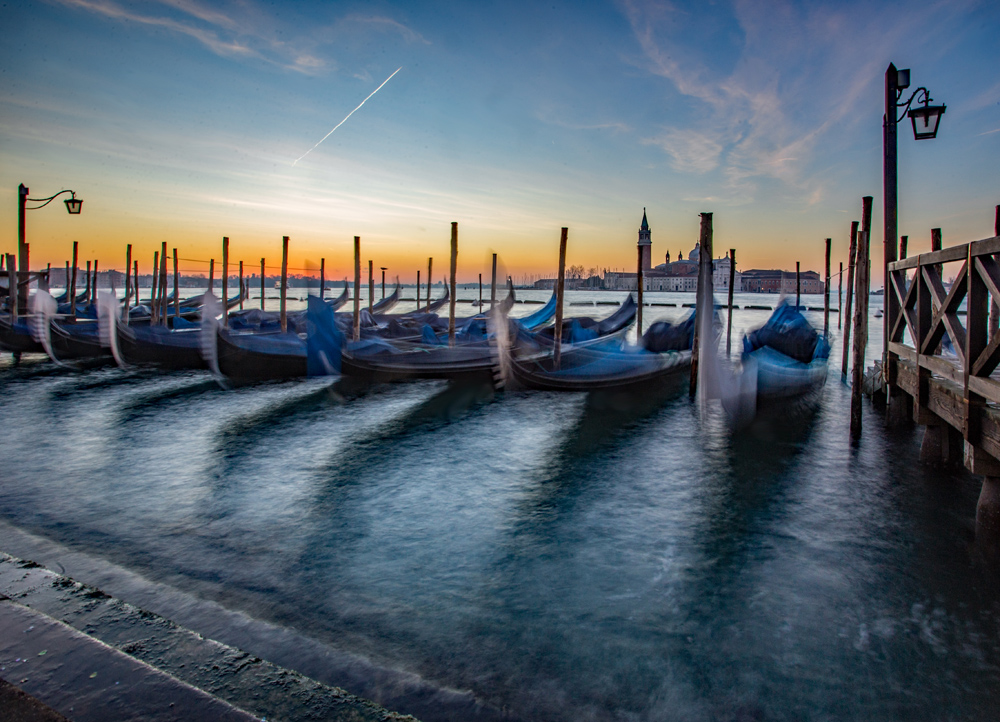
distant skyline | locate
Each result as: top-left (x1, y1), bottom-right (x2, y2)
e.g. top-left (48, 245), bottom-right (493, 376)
top-left (2, 0), bottom-right (998, 285)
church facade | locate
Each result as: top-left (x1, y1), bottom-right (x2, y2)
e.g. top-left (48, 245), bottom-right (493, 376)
top-left (602, 210), bottom-right (741, 292)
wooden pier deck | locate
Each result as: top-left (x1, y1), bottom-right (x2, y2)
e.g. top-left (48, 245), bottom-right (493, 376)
top-left (884, 219), bottom-right (1000, 561)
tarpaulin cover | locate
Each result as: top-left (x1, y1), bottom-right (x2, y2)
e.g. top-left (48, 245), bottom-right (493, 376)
top-left (306, 294), bottom-right (342, 376)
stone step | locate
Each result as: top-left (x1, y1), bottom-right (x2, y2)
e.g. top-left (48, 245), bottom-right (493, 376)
top-left (0, 554), bottom-right (418, 722)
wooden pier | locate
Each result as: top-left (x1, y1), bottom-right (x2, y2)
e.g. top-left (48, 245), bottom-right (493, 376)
top-left (884, 208), bottom-right (1000, 562)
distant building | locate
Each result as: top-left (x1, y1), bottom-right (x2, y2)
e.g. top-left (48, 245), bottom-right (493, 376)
top-left (638, 208), bottom-right (652, 273)
top-left (741, 269), bottom-right (824, 294)
top-left (534, 275), bottom-right (601, 290)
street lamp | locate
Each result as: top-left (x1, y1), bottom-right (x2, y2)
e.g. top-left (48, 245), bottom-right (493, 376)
top-left (380, 266), bottom-right (387, 299)
top-left (16, 183), bottom-right (84, 313)
top-left (883, 63), bottom-right (945, 404)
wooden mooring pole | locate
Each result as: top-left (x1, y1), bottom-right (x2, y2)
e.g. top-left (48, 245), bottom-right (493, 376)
top-left (85, 260), bottom-right (92, 306)
top-left (132, 261), bottom-right (138, 309)
top-left (824, 238), bottom-right (831, 337)
top-left (124, 245), bottom-right (132, 323)
top-left (319, 258), bottom-right (325, 301)
top-left (449, 222), bottom-right (458, 347)
top-left (6, 255), bottom-right (16, 323)
top-left (368, 260), bottom-right (374, 312)
top-left (838, 261), bottom-right (843, 330)
top-left (260, 258), bottom-right (265, 311)
top-left (991, 206), bottom-right (1000, 341)
top-left (795, 261), bottom-right (800, 310)
top-left (239, 260), bottom-right (244, 310)
top-left (691, 213), bottom-right (713, 399)
top-left (173, 248), bottom-right (179, 319)
top-left (354, 237), bottom-right (361, 341)
top-left (280, 236), bottom-right (289, 333)
top-left (842, 221), bottom-right (859, 377)
top-left (726, 248), bottom-right (736, 356)
top-left (490, 253), bottom-right (498, 312)
top-left (159, 244), bottom-right (167, 326)
top-left (448, 221), bottom-right (458, 346)
top-left (636, 243), bottom-right (644, 338)
top-left (221, 237), bottom-right (229, 328)
top-left (850, 196), bottom-right (873, 441)
top-left (70, 242), bottom-right (78, 320)
top-left (150, 255), bottom-right (157, 325)
top-left (478, 273), bottom-right (482, 310)
top-left (553, 228), bottom-right (568, 370)
top-left (416, 271), bottom-right (420, 306)
top-left (426, 257), bottom-right (432, 311)
top-left (899, 235), bottom-right (908, 260)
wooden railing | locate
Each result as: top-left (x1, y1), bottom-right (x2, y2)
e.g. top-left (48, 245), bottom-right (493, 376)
top-left (886, 234), bottom-right (1000, 455)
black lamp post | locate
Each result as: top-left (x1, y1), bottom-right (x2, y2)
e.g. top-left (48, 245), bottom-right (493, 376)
top-left (16, 184), bottom-right (83, 313)
top-left (380, 266), bottom-right (387, 299)
top-left (883, 64), bottom-right (945, 395)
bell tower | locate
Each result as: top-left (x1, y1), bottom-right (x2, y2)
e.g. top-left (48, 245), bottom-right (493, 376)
top-left (638, 208), bottom-right (652, 273)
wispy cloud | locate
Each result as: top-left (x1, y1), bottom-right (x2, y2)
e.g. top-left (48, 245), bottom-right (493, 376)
top-left (643, 129), bottom-right (722, 173)
top-left (52, 0), bottom-right (261, 61)
top-left (49, 1), bottom-right (430, 75)
top-left (536, 111), bottom-right (631, 133)
top-left (620, 0), bottom-right (974, 204)
top-left (342, 15), bottom-right (432, 45)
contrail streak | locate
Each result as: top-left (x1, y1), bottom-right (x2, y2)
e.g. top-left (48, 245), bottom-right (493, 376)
top-left (293, 67), bottom-right (402, 166)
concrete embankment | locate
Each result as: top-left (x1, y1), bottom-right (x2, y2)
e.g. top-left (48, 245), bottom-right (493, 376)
top-left (0, 553), bottom-right (419, 722)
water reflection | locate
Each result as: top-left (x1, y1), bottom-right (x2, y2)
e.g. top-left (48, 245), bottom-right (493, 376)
top-left (1, 319), bottom-right (999, 722)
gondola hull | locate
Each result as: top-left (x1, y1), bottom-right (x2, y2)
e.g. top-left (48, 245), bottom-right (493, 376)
top-left (509, 344), bottom-right (691, 392)
top-left (340, 341), bottom-right (498, 383)
top-left (748, 346), bottom-right (828, 402)
top-left (117, 321), bottom-right (206, 369)
top-left (0, 317), bottom-right (45, 354)
top-left (49, 320), bottom-right (112, 362)
top-left (216, 329), bottom-right (306, 384)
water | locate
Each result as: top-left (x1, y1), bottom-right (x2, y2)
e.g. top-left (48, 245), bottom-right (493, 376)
top-left (2, 290), bottom-right (999, 721)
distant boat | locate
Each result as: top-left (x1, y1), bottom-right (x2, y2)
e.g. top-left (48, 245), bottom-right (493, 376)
top-left (874, 309), bottom-right (883, 318)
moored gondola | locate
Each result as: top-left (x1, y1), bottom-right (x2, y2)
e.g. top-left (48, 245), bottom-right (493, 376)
top-left (720, 301), bottom-right (829, 424)
top-left (47, 319), bottom-right (113, 363)
top-left (0, 316), bottom-right (45, 355)
top-left (116, 320), bottom-right (206, 369)
top-left (216, 328), bottom-right (307, 383)
top-left (508, 340), bottom-right (692, 392)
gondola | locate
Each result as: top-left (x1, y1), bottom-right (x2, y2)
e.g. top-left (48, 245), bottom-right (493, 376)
top-left (216, 328), bottom-right (306, 382)
top-left (510, 293), bottom-right (636, 354)
top-left (47, 318), bottom-right (113, 363)
top-left (116, 320), bottom-right (206, 369)
top-left (727, 301), bottom-right (829, 415)
top-left (0, 316), bottom-right (45, 355)
top-left (507, 308), bottom-right (693, 392)
top-left (226, 283), bottom-right (349, 333)
top-left (367, 280), bottom-right (519, 341)
top-left (339, 293), bottom-right (631, 384)
top-left (370, 283), bottom-right (401, 314)
top-left (403, 284), bottom-right (449, 315)
top-left (114, 285), bottom-right (344, 370)
top-left (213, 295), bottom-right (343, 384)
top-left (508, 341), bottom-right (691, 392)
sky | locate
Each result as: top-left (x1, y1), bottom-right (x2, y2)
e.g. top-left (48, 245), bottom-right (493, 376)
top-left (1, 0), bottom-right (998, 284)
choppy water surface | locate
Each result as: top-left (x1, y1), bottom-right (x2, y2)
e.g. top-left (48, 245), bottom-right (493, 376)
top-left (2, 291), bottom-right (999, 721)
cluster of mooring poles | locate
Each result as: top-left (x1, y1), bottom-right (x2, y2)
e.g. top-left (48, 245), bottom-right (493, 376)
top-left (7, 171), bottom-right (1000, 565)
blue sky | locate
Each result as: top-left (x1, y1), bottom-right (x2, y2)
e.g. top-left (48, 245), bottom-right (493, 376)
top-left (1, 0), bottom-right (998, 282)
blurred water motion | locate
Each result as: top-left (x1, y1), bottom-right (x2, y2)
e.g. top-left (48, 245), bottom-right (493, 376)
top-left (2, 290), bottom-right (999, 722)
